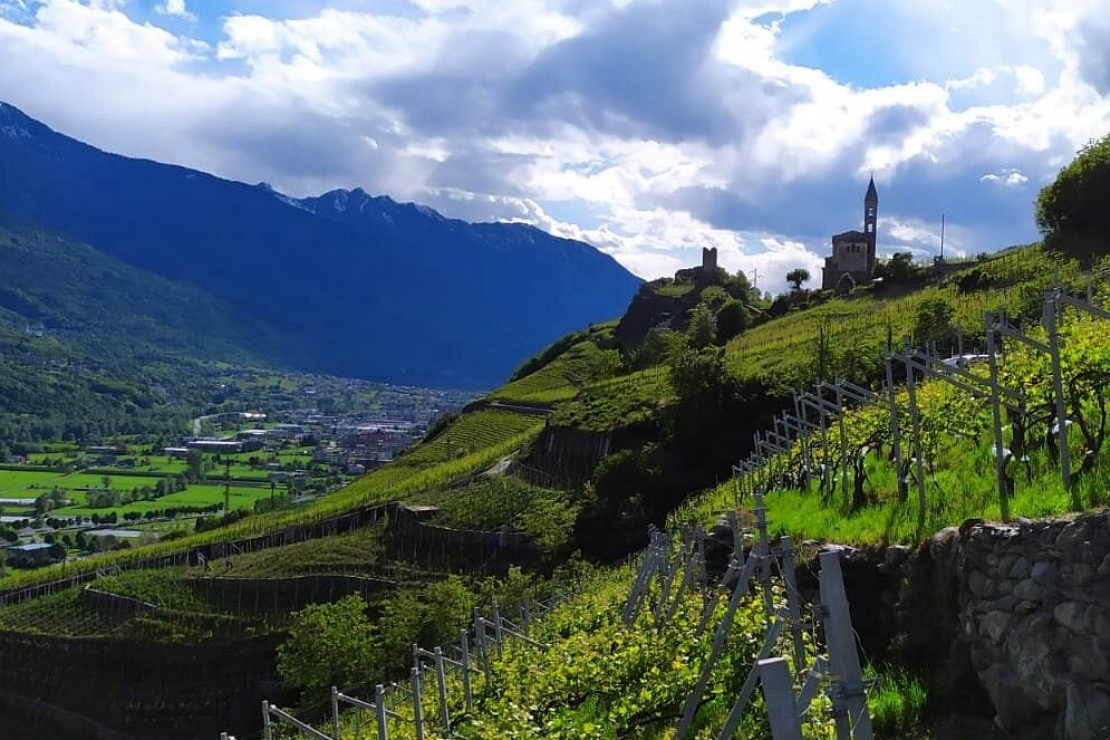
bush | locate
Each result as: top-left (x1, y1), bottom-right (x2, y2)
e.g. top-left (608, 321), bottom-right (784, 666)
top-left (277, 594), bottom-right (375, 702)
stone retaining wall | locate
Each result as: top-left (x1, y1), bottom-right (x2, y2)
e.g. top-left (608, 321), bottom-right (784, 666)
top-left (922, 512), bottom-right (1110, 740)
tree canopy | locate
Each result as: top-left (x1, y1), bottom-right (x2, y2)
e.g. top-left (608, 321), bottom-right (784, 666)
top-left (1036, 132), bottom-right (1110, 258)
top-left (786, 268), bottom-right (811, 291)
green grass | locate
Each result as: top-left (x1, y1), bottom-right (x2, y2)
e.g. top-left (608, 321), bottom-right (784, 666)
top-left (50, 484), bottom-right (272, 517)
top-left (220, 526), bottom-right (389, 578)
top-left (548, 366), bottom-right (671, 431)
top-left (868, 665), bottom-right (929, 739)
top-left (724, 246), bottom-right (1078, 389)
top-left (654, 280), bottom-right (695, 297)
top-left (491, 340), bottom-right (622, 405)
top-left (0, 469), bottom-right (69, 495)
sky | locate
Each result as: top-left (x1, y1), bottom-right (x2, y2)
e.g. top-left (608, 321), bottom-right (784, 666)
top-left (1, 0), bottom-right (1109, 294)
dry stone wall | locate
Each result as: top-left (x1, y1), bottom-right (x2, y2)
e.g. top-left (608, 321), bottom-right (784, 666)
top-left (921, 511), bottom-right (1110, 740)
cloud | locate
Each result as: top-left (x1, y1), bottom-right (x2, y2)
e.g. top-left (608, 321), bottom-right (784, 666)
top-left (156, 0), bottom-right (195, 21)
top-left (981, 169), bottom-right (1029, 186)
top-left (0, 0), bottom-right (1107, 291)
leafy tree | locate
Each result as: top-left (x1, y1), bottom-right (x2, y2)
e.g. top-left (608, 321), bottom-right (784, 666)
top-left (185, 449), bottom-right (204, 482)
top-left (666, 349), bottom-right (760, 490)
top-left (374, 578), bottom-right (475, 675)
top-left (715, 300), bottom-right (750, 343)
top-left (913, 296), bottom-right (955, 349)
top-left (722, 269), bottom-right (759, 304)
top-left (686, 304), bottom-right (717, 349)
top-left (698, 285), bottom-right (729, 312)
top-left (874, 252), bottom-right (921, 283)
top-left (277, 594), bottom-right (376, 701)
top-left (1036, 132), bottom-right (1110, 258)
top-left (632, 327), bottom-right (687, 369)
top-left (786, 268), bottom-right (811, 291)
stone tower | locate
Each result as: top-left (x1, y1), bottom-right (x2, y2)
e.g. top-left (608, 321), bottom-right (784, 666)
top-left (864, 175), bottom-right (878, 270)
top-left (702, 247), bottom-right (718, 272)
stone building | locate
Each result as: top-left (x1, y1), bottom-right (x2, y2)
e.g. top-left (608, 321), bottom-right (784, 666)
top-left (674, 247), bottom-right (719, 282)
top-left (821, 177), bottom-right (878, 290)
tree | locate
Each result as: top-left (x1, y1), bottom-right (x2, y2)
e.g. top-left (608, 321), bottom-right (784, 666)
top-left (874, 252), bottom-right (919, 283)
top-left (185, 449), bottom-right (204, 482)
top-left (277, 594), bottom-right (375, 701)
top-left (913, 296), bottom-right (955, 349)
top-left (785, 268), bottom-right (811, 291)
top-left (715, 300), bottom-right (750, 343)
top-left (1036, 132), bottom-right (1110, 258)
top-left (632, 327), bottom-right (688, 369)
top-left (686, 304), bottom-right (717, 349)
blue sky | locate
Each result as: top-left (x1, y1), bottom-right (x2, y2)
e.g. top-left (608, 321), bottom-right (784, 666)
top-left (1, 0), bottom-right (1108, 293)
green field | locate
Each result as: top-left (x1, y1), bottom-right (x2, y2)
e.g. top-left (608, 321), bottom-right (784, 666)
top-left (50, 484), bottom-right (271, 517)
top-left (0, 466), bottom-right (272, 519)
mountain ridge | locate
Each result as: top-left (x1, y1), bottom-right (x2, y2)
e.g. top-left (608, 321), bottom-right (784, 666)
top-left (0, 101), bottom-right (641, 387)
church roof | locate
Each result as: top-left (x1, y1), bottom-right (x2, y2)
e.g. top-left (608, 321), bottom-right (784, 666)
top-left (832, 229), bottom-right (867, 242)
top-left (865, 175), bottom-right (878, 203)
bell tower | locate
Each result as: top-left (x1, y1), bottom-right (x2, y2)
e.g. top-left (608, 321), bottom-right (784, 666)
top-left (863, 175), bottom-right (878, 272)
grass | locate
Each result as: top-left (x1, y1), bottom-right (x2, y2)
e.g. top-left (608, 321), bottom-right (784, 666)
top-left (490, 339), bottom-right (622, 405)
top-left (548, 366), bottom-right (671, 431)
top-left (51, 484), bottom-right (272, 517)
top-left (219, 526), bottom-right (389, 578)
top-left (868, 665), bottom-right (929, 739)
top-left (724, 246), bottom-right (1078, 389)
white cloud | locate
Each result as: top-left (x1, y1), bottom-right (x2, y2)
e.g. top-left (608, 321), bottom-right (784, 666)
top-left (981, 169), bottom-right (1029, 186)
top-left (156, 0), bottom-right (195, 22)
top-left (0, 0), bottom-right (1107, 287)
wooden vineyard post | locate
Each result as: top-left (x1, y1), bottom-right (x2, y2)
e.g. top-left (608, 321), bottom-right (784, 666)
top-left (780, 536), bottom-right (805, 671)
top-left (819, 551), bottom-right (873, 740)
top-left (675, 556), bottom-right (758, 739)
top-left (899, 349), bottom-right (927, 536)
top-left (760, 657), bottom-right (804, 740)
top-left (714, 613), bottom-right (785, 740)
top-left (884, 358), bottom-right (906, 502)
top-left (331, 686), bottom-right (341, 740)
top-left (434, 647), bottom-right (450, 730)
top-left (460, 629), bottom-right (474, 711)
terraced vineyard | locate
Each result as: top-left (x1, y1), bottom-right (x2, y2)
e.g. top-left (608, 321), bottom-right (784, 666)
top-left (391, 410), bottom-right (546, 468)
top-left (549, 366), bottom-right (671, 431)
top-left (0, 409), bottom-right (545, 593)
top-left (0, 589), bottom-right (121, 638)
top-left (676, 278), bottom-right (1110, 545)
top-left (725, 247), bottom-right (1079, 387)
top-left (491, 336), bottom-right (622, 405)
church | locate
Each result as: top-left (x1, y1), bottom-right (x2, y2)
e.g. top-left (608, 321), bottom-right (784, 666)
top-left (821, 177), bottom-right (878, 291)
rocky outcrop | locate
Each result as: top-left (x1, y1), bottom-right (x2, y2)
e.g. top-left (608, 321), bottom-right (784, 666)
top-left (614, 281), bottom-right (690, 347)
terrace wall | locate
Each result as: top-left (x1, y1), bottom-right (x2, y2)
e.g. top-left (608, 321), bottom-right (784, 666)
top-left (387, 505), bottom-right (536, 574)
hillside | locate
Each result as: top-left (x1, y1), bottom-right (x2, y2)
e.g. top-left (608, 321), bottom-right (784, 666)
top-left (0, 221), bottom-right (274, 361)
top-left (0, 101), bottom-right (642, 387)
top-left (2, 242), bottom-right (1108, 740)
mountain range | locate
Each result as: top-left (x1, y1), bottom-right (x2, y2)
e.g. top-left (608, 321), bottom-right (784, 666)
top-left (0, 101), bottom-right (641, 386)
